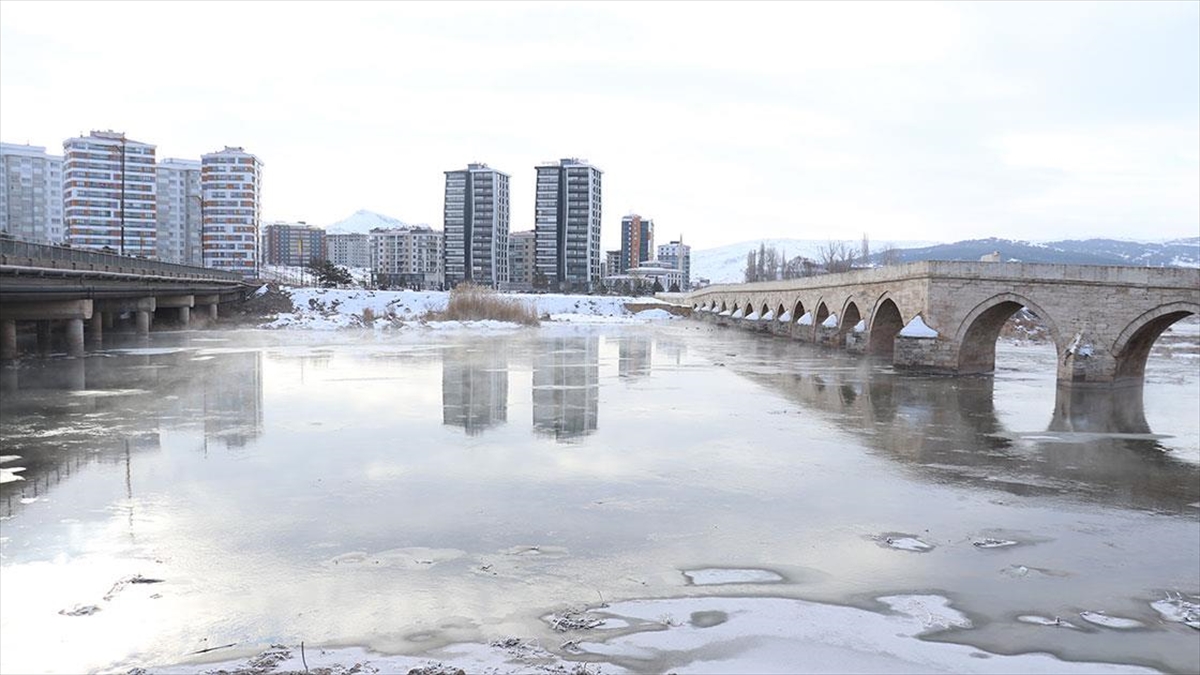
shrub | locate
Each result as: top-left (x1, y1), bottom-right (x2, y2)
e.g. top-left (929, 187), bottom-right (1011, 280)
top-left (437, 283), bottom-right (539, 326)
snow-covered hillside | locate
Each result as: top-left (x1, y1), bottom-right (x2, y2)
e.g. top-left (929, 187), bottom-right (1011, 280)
top-left (691, 238), bottom-right (939, 284)
top-left (326, 209), bottom-right (422, 234)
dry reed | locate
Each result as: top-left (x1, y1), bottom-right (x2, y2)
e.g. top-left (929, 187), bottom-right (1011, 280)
top-left (436, 283), bottom-right (540, 326)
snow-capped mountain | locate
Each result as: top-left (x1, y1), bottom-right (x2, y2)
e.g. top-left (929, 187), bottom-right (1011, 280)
top-left (326, 209), bottom-right (418, 234)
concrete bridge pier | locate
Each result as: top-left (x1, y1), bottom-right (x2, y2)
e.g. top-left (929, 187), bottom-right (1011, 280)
top-left (195, 294), bottom-right (220, 324)
top-left (1, 319), bottom-right (15, 360)
top-left (65, 318), bottom-right (85, 358)
top-left (136, 310), bottom-right (151, 335)
top-left (36, 321), bottom-right (51, 356)
top-left (103, 312), bottom-right (114, 330)
top-left (88, 312), bottom-right (103, 346)
top-left (156, 295), bottom-right (195, 328)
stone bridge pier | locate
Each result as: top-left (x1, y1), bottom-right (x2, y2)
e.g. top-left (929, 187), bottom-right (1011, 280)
top-left (680, 262), bottom-right (1200, 389)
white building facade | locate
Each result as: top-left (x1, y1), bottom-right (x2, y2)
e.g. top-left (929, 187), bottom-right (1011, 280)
top-left (326, 232), bottom-right (371, 269)
top-left (155, 158), bottom-right (202, 265)
top-left (201, 146), bottom-right (261, 277)
top-left (656, 239), bottom-right (692, 290)
top-left (371, 226), bottom-right (444, 290)
top-left (443, 163), bottom-right (510, 289)
top-left (507, 230), bottom-right (537, 291)
top-left (0, 143), bottom-right (64, 244)
top-left (63, 130), bottom-right (157, 256)
top-left (534, 158), bottom-right (602, 292)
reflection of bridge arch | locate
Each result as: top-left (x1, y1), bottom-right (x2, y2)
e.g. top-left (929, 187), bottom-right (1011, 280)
top-left (955, 293), bottom-right (1061, 375)
top-left (1111, 301), bottom-right (1200, 382)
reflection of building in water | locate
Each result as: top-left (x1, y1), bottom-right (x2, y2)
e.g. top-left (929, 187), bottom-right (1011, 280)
top-left (618, 335), bottom-right (652, 380)
top-left (442, 345), bottom-right (509, 435)
top-left (533, 336), bottom-right (599, 441)
top-left (202, 350), bottom-right (264, 449)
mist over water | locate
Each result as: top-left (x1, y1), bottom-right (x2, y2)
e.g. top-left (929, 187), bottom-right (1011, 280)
top-left (1, 324), bottom-right (1197, 674)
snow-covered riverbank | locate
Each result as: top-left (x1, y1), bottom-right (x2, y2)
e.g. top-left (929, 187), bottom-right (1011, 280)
top-left (259, 287), bottom-right (678, 331)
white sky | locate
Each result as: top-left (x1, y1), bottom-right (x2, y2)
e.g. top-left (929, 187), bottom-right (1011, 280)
top-left (1, 0), bottom-right (1196, 250)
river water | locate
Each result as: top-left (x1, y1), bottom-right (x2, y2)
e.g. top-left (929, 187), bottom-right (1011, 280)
top-left (0, 321), bottom-right (1197, 674)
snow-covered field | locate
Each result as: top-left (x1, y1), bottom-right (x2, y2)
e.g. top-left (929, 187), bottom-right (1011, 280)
top-left (262, 287), bottom-right (677, 331)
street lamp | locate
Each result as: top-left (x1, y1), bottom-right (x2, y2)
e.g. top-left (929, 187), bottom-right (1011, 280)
top-left (114, 134), bottom-right (127, 256)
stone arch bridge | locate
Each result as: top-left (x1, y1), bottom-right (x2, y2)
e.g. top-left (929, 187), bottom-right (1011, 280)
top-left (677, 261), bottom-right (1199, 388)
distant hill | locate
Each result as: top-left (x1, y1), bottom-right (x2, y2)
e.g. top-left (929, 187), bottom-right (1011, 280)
top-left (326, 209), bottom-right (418, 234)
top-left (873, 237), bottom-right (1200, 268)
top-left (690, 238), bottom-right (938, 284)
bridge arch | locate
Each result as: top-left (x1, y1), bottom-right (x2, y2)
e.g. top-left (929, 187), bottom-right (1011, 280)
top-left (814, 300), bottom-right (830, 327)
top-left (791, 299), bottom-right (806, 323)
top-left (955, 293), bottom-right (1060, 375)
top-left (1111, 301), bottom-right (1200, 382)
top-left (867, 296), bottom-right (904, 357)
top-left (776, 303), bottom-right (786, 321)
top-left (839, 299), bottom-right (862, 341)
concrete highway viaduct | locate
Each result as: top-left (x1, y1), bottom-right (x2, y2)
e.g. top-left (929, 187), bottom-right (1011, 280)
top-left (0, 239), bottom-right (250, 359)
top-left (678, 261), bottom-right (1200, 388)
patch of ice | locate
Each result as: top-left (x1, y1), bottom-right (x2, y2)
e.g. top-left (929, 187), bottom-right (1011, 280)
top-left (760, 310), bottom-right (775, 321)
top-left (1017, 615), bottom-right (1079, 629)
top-left (884, 536), bottom-right (934, 552)
top-left (682, 568), bottom-right (784, 585)
top-left (730, 308), bottom-right (745, 319)
top-left (853, 320), bottom-right (866, 333)
top-left (972, 538), bottom-right (1018, 549)
top-left (0, 466), bottom-right (26, 484)
top-left (777, 310), bottom-right (792, 322)
top-left (899, 315), bottom-right (938, 338)
top-left (798, 311), bottom-right (814, 326)
top-left (1150, 593), bottom-right (1200, 629)
top-left (0, 455), bottom-right (21, 464)
top-left (253, 284), bottom-right (269, 296)
top-left (821, 313), bottom-right (839, 328)
top-left (745, 310), bottom-right (760, 320)
top-left (1078, 611), bottom-right (1144, 629)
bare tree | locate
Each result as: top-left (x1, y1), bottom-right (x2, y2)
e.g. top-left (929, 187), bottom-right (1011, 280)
top-left (745, 249), bottom-right (757, 283)
top-left (879, 243), bottom-right (902, 266)
top-left (819, 240), bottom-right (857, 273)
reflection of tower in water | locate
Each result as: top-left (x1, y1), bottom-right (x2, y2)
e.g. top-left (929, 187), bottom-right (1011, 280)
top-left (203, 351), bottom-right (264, 449)
top-left (442, 345), bottom-right (509, 435)
top-left (532, 336), bottom-right (599, 441)
top-left (617, 334), bottom-right (652, 380)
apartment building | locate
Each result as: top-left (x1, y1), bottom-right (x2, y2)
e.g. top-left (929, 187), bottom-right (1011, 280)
top-left (155, 158), bottom-right (202, 265)
top-left (443, 163), bottom-right (510, 289)
top-left (0, 143), bottom-right (63, 244)
top-left (371, 226), bottom-right (443, 290)
top-left (201, 146), bottom-right (261, 278)
top-left (620, 214), bottom-right (654, 273)
top-left (604, 250), bottom-right (621, 280)
top-left (326, 232), bottom-right (371, 269)
top-left (63, 130), bottom-right (157, 255)
top-left (508, 230), bottom-right (537, 290)
top-left (263, 221), bottom-right (325, 266)
top-left (534, 158), bottom-right (602, 292)
top-left (656, 239), bottom-right (692, 290)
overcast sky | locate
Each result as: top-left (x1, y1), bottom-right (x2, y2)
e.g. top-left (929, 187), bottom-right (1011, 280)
top-left (1, 1), bottom-right (1196, 250)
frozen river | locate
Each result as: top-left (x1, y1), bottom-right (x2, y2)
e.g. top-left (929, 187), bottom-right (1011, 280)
top-left (1, 321), bottom-right (1197, 674)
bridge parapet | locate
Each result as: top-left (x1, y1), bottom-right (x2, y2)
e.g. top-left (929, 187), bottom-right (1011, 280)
top-left (0, 238), bottom-right (243, 282)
